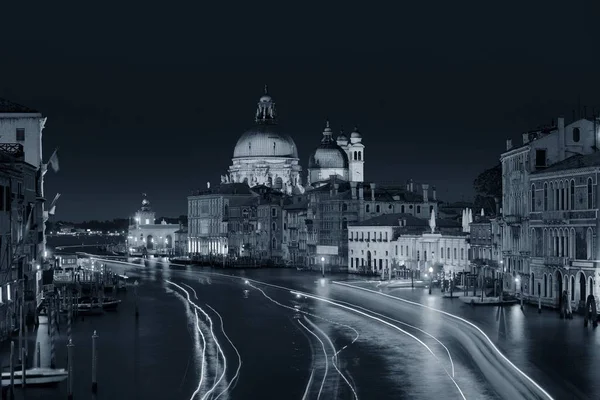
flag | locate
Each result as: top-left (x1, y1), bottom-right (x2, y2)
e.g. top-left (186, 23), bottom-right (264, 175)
top-left (47, 148), bottom-right (59, 173)
top-left (50, 193), bottom-right (61, 208)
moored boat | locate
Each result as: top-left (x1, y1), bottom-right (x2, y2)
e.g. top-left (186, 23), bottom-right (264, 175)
top-left (1, 367), bottom-right (68, 386)
top-left (101, 297), bottom-right (122, 311)
top-left (77, 297), bottom-right (103, 315)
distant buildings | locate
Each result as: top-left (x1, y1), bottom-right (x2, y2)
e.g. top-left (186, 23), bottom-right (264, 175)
top-left (348, 213), bottom-right (469, 278)
top-left (127, 194), bottom-right (180, 256)
top-left (186, 88), bottom-right (441, 270)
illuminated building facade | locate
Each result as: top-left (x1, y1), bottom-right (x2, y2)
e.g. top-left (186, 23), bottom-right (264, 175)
top-left (227, 88), bottom-right (304, 195)
top-left (127, 194), bottom-right (179, 256)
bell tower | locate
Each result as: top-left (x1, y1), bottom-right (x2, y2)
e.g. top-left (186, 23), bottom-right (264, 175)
top-left (134, 193), bottom-right (156, 226)
top-left (348, 127), bottom-right (365, 182)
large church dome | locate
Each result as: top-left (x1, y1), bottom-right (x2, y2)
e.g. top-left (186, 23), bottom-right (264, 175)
top-left (233, 88), bottom-right (299, 159)
top-left (308, 121), bottom-right (349, 169)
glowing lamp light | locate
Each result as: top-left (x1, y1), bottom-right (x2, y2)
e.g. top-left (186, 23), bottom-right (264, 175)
top-left (44, 251), bottom-right (48, 258)
top-left (321, 257), bottom-right (325, 262)
top-left (424, 273), bottom-right (428, 278)
top-left (515, 278), bottom-right (520, 283)
top-left (296, 293), bottom-right (301, 299)
top-left (429, 267), bottom-right (433, 273)
top-left (244, 280), bottom-right (249, 284)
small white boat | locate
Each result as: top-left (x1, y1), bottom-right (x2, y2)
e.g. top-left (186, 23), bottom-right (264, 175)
top-left (1, 367), bottom-right (68, 386)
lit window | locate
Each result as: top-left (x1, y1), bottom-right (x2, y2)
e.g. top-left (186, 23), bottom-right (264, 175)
top-left (145, 219), bottom-right (150, 224)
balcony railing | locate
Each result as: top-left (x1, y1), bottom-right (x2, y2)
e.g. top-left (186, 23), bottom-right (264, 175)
top-left (544, 256), bottom-right (569, 266)
top-left (530, 210), bottom-right (597, 222)
top-left (503, 215), bottom-right (522, 225)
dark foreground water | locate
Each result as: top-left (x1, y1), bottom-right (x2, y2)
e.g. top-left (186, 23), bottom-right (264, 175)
top-left (4, 255), bottom-right (597, 400)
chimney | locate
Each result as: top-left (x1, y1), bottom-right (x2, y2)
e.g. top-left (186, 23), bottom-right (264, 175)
top-left (494, 197), bottom-right (500, 216)
top-left (406, 180), bottom-right (411, 191)
top-left (409, 179), bottom-right (414, 192)
top-left (522, 133), bottom-right (529, 144)
top-left (333, 183), bottom-right (339, 195)
top-left (370, 183), bottom-right (376, 201)
top-left (506, 139), bottom-right (513, 151)
top-left (358, 184), bottom-right (364, 200)
top-left (432, 186), bottom-right (437, 201)
top-left (422, 184), bottom-right (429, 202)
top-left (350, 181), bottom-right (357, 199)
top-left (558, 116), bottom-right (565, 160)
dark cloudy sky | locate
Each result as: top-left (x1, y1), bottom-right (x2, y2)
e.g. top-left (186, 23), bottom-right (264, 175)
top-left (1, 1), bottom-right (598, 221)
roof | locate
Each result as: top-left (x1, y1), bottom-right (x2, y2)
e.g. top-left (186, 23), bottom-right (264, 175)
top-left (191, 182), bottom-right (254, 196)
top-left (351, 213), bottom-right (427, 227)
top-left (530, 152), bottom-right (600, 175)
top-left (228, 197), bottom-right (257, 207)
top-left (351, 212), bottom-right (462, 230)
top-left (284, 198), bottom-right (309, 210)
top-left (0, 98), bottom-right (39, 113)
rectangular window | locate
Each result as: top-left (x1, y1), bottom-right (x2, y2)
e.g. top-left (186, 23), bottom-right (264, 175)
top-left (535, 149), bottom-right (547, 167)
top-left (16, 129), bottom-right (25, 141)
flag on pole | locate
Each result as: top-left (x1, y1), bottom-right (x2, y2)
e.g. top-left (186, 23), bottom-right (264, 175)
top-left (49, 193), bottom-right (61, 208)
top-left (47, 148), bottom-right (59, 173)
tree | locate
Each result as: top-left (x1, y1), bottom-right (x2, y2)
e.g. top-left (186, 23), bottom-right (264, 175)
top-left (473, 164), bottom-right (502, 215)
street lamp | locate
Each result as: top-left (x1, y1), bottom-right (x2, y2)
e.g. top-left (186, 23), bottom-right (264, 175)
top-left (321, 257), bottom-right (325, 278)
top-left (428, 266), bottom-right (433, 294)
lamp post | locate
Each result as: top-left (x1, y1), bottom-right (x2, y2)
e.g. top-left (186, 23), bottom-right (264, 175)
top-left (321, 257), bottom-right (325, 278)
top-left (428, 266), bottom-right (433, 294)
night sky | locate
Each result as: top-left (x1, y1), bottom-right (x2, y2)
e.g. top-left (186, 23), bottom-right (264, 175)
top-left (1, 1), bottom-right (598, 222)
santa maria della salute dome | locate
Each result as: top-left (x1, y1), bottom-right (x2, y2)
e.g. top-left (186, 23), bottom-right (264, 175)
top-left (226, 86), bottom-right (364, 194)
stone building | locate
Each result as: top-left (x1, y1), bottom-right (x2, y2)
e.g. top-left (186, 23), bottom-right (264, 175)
top-left (283, 195), bottom-right (310, 267)
top-left (500, 116), bottom-right (600, 293)
top-left (306, 178), bottom-right (439, 269)
top-left (528, 151), bottom-right (600, 311)
top-left (127, 195), bottom-right (179, 256)
top-left (0, 143), bottom-right (40, 339)
top-left (347, 213), bottom-right (469, 278)
top-left (468, 211), bottom-right (503, 280)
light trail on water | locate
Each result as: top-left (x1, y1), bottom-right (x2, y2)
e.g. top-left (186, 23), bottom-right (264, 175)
top-left (166, 281), bottom-right (228, 400)
top-left (304, 316), bottom-right (359, 400)
top-left (246, 282), bottom-right (359, 398)
top-left (206, 304), bottom-right (243, 400)
top-left (298, 319), bottom-right (328, 400)
top-left (333, 281), bottom-right (554, 400)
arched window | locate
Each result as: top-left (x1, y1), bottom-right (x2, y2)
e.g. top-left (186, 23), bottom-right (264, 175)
top-left (549, 274), bottom-right (553, 298)
top-left (587, 228), bottom-right (593, 260)
top-left (272, 222), bottom-right (277, 231)
top-left (588, 178), bottom-right (593, 208)
top-left (543, 182), bottom-right (548, 211)
top-left (530, 273), bottom-right (535, 296)
top-left (376, 205), bottom-right (381, 213)
top-left (531, 184), bottom-right (535, 212)
top-left (366, 204), bottom-right (370, 212)
top-left (544, 274), bottom-right (547, 297)
top-left (271, 237), bottom-right (277, 249)
top-left (573, 127), bottom-right (580, 142)
top-left (358, 152), bottom-right (362, 161)
top-left (570, 180), bottom-right (575, 210)
top-left (447, 247), bottom-right (450, 258)
top-left (571, 276), bottom-right (575, 300)
top-left (353, 151), bottom-right (357, 160)
top-left (460, 248), bottom-right (464, 260)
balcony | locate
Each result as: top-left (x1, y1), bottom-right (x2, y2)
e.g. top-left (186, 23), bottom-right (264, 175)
top-left (503, 215), bottom-right (522, 225)
top-left (530, 210), bottom-right (597, 223)
top-left (544, 256), bottom-right (569, 267)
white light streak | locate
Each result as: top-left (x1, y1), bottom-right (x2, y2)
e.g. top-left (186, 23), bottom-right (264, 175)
top-left (298, 319), bottom-right (328, 400)
top-left (304, 317), bottom-right (359, 400)
top-left (290, 290), bottom-right (465, 400)
top-left (333, 281), bottom-right (554, 400)
top-left (301, 369), bottom-right (316, 400)
top-left (207, 304), bottom-right (242, 400)
top-left (166, 281), bottom-right (228, 400)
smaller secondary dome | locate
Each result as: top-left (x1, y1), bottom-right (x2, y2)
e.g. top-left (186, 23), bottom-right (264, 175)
top-left (337, 128), bottom-right (349, 146)
top-left (350, 127), bottom-right (362, 143)
top-left (308, 121), bottom-right (350, 169)
top-left (259, 95), bottom-right (272, 103)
